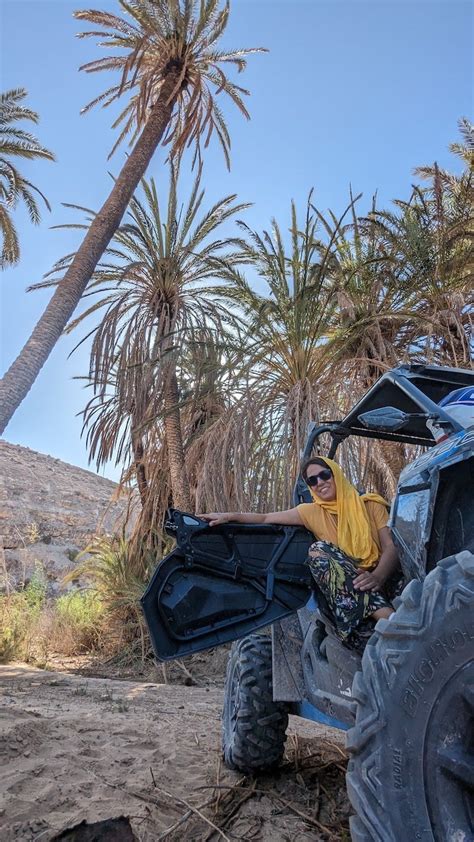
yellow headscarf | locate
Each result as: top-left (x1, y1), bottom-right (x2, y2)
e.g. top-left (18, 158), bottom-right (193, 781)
top-left (308, 457), bottom-right (388, 567)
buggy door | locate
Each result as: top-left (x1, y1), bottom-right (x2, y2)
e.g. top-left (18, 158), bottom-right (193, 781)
top-left (141, 510), bottom-right (313, 661)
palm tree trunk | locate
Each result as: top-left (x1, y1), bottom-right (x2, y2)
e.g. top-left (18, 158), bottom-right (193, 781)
top-left (162, 365), bottom-right (192, 512)
top-left (0, 71), bottom-right (181, 435)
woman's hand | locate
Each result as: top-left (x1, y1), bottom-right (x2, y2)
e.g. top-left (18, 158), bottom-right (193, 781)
top-left (198, 512), bottom-right (231, 527)
top-left (353, 569), bottom-right (386, 592)
top-left (354, 528), bottom-right (400, 592)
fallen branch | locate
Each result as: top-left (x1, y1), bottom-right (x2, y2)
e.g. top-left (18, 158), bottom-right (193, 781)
top-left (204, 780), bottom-right (257, 842)
top-left (150, 785), bottom-right (231, 842)
top-left (269, 792), bottom-right (334, 835)
top-left (195, 783), bottom-right (338, 840)
top-left (156, 797), bottom-right (215, 841)
top-left (175, 658), bottom-right (199, 684)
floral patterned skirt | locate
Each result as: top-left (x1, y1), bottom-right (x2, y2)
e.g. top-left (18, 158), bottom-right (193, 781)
top-left (306, 540), bottom-right (402, 651)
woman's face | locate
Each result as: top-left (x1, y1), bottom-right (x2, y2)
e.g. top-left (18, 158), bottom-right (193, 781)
top-left (306, 464), bottom-right (337, 502)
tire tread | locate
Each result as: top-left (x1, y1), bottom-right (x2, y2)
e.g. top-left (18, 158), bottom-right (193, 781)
top-left (222, 633), bottom-right (289, 773)
top-left (346, 551), bottom-right (474, 842)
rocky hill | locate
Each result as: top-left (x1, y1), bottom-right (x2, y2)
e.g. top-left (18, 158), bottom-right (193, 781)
top-left (0, 440), bottom-right (134, 591)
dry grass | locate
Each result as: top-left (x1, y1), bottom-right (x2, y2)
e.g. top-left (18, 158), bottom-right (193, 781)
top-left (0, 583), bottom-right (104, 664)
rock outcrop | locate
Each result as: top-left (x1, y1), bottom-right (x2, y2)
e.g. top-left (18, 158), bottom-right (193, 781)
top-left (0, 440), bottom-right (134, 591)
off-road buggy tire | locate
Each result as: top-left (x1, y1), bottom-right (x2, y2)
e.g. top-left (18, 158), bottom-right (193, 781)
top-left (222, 633), bottom-right (289, 773)
top-left (346, 550), bottom-right (474, 842)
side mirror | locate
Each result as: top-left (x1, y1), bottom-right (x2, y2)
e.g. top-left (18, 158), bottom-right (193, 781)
top-left (358, 407), bottom-right (413, 432)
top-left (164, 509), bottom-right (207, 536)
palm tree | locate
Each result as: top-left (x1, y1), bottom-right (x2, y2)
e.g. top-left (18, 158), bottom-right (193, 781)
top-left (316, 193), bottom-right (410, 389)
top-left (0, 88), bottom-right (54, 266)
top-left (369, 136), bottom-right (473, 367)
top-left (181, 327), bottom-right (242, 509)
top-left (309, 194), bottom-right (427, 496)
top-left (320, 122), bottom-right (473, 386)
top-left (0, 0), bottom-right (265, 434)
top-left (202, 193), bottom-right (348, 510)
top-left (134, 329), bottom-right (237, 557)
top-left (39, 165), bottom-right (248, 510)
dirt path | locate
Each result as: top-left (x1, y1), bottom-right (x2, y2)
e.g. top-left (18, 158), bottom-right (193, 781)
top-left (0, 664), bottom-right (350, 841)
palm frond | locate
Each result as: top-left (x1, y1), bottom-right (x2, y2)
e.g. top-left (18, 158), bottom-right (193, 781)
top-left (74, 0), bottom-right (266, 166)
top-left (0, 88), bottom-right (54, 266)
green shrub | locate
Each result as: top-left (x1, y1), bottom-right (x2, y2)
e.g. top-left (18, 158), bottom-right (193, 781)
top-left (55, 589), bottom-right (102, 625)
top-left (53, 590), bottom-right (104, 653)
top-left (0, 537), bottom-right (148, 664)
top-left (0, 593), bottom-right (25, 662)
top-left (24, 569), bottom-right (47, 610)
top-left (0, 570), bottom-right (47, 663)
top-left (0, 569), bottom-right (104, 662)
top-left (69, 536), bottom-right (149, 658)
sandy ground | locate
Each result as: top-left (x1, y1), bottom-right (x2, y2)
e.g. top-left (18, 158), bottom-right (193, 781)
top-left (0, 664), bottom-right (350, 842)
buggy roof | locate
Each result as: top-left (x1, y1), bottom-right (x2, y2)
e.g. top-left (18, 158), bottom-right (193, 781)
top-left (331, 364), bottom-right (474, 447)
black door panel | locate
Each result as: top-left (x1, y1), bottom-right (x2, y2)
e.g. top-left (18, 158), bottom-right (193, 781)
top-left (141, 510), bottom-right (313, 660)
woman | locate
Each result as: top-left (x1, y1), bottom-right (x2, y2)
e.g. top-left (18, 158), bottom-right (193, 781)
top-left (200, 456), bottom-right (401, 650)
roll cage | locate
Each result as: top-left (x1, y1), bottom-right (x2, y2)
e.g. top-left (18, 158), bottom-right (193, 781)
top-left (293, 363), bottom-right (474, 505)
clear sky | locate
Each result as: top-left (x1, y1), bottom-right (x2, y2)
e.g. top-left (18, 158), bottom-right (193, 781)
top-left (1, 0), bottom-right (472, 480)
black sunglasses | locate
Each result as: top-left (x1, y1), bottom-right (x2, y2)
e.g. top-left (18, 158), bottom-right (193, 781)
top-left (306, 468), bottom-right (332, 487)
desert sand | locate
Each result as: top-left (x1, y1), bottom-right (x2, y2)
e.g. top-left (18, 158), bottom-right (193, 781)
top-left (0, 664), bottom-right (350, 841)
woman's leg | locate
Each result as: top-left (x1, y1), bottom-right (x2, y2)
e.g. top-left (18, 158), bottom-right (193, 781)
top-left (306, 540), bottom-right (393, 644)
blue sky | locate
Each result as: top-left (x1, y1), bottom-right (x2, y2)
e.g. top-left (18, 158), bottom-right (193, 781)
top-left (1, 0), bottom-right (472, 480)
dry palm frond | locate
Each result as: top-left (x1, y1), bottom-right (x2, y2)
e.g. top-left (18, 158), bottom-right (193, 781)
top-left (75, 0), bottom-right (267, 166)
top-left (127, 335), bottom-right (235, 564)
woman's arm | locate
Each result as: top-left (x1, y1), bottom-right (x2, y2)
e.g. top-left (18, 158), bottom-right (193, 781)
top-left (198, 509), bottom-right (304, 528)
top-left (353, 526), bottom-right (400, 592)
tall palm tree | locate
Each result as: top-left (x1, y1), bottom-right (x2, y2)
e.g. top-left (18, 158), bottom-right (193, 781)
top-left (203, 193), bottom-right (349, 510)
top-left (0, 0), bottom-right (265, 434)
top-left (310, 194), bottom-right (428, 497)
top-left (39, 165), bottom-right (248, 510)
top-left (316, 192), bottom-right (409, 389)
top-left (0, 88), bottom-right (54, 266)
